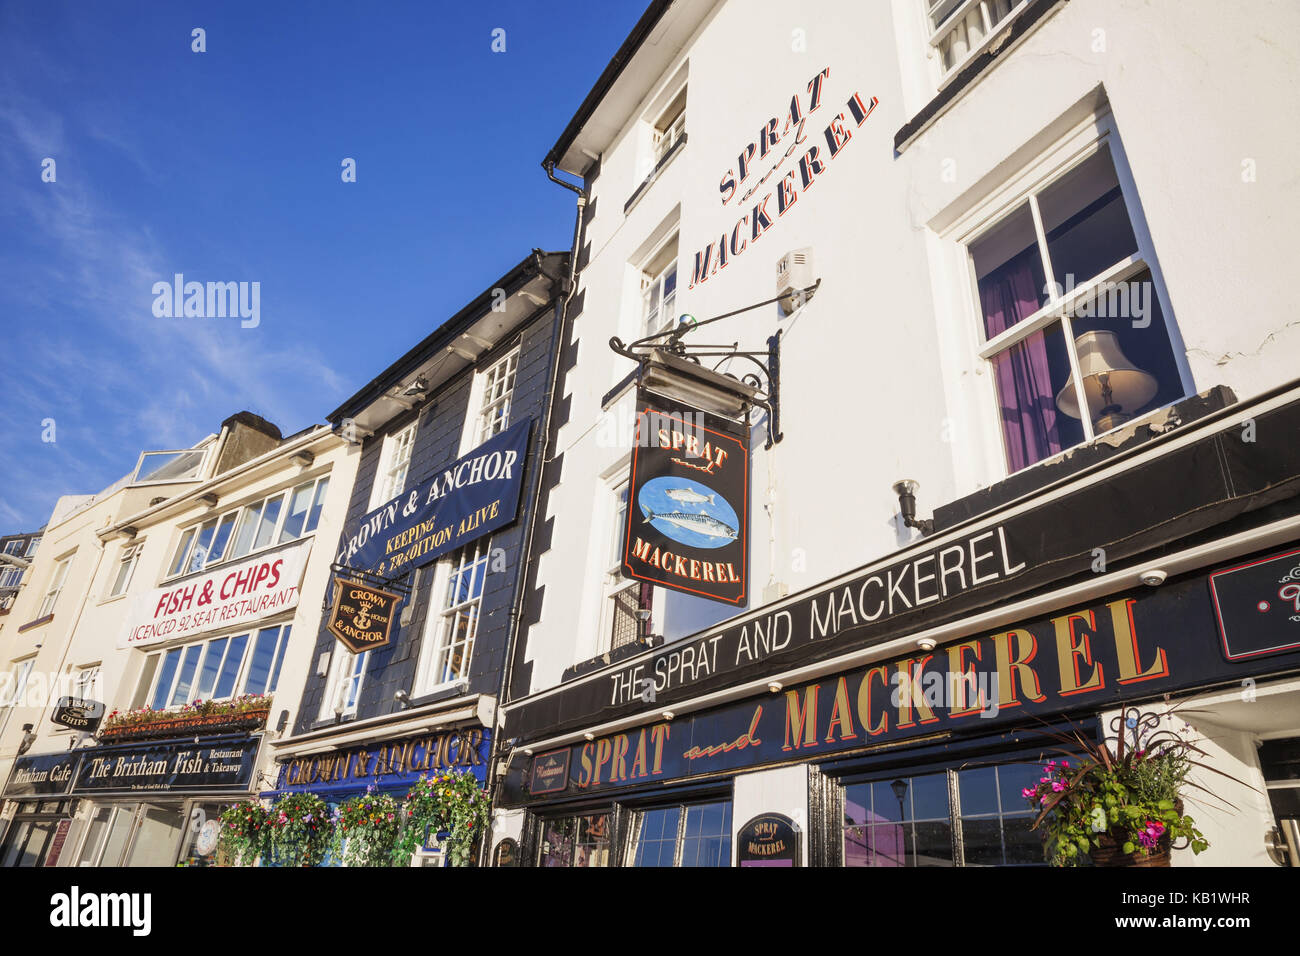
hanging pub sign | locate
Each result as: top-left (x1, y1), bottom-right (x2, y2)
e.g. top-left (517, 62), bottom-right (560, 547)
top-left (326, 577), bottom-right (402, 653)
top-left (623, 389), bottom-right (749, 605)
top-left (337, 418), bottom-right (531, 579)
top-left (51, 697), bottom-right (105, 733)
top-left (736, 813), bottom-right (800, 867)
top-left (1209, 545), bottom-right (1300, 660)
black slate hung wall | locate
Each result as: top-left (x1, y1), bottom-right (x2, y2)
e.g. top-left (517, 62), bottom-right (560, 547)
top-left (292, 305), bottom-right (560, 734)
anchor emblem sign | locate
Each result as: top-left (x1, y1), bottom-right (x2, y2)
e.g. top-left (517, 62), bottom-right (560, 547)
top-left (326, 577), bottom-right (403, 654)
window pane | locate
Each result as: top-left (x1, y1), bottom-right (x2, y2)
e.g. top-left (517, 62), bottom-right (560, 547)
top-left (267, 625), bottom-right (289, 693)
top-left (1001, 813), bottom-right (1044, 865)
top-left (910, 773), bottom-right (950, 821)
top-left (279, 483), bottom-right (314, 542)
top-left (1067, 270), bottom-right (1182, 430)
top-left (190, 520), bottom-right (218, 573)
top-left (229, 505), bottom-right (262, 558)
top-left (972, 204), bottom-right (1048, 339)
top-left (997, 762), bottom-right (1044, 811)
top-left (913, 820), bottom-right (954, 866)
top-left (169, 644), bottom-right (204, 706)
top-left (305, 478), bottom-right (330, 533)
top-left (131, 654), bottom-right (160, 709)
top-left (242, 627), bottom-right (281, 695)
top-left (213, 633), bottom-right (248, 699)
top-left (633, 807), bottom-right (680, 867)
top-left (252, 495), bottom-right (284, 551)
top-left (1038, 144), bottom-right (1138, 290)
top-left (961, 816), bottom-right (1005, 866)
top-left (990, 321), bottom-right (1084, 471)
top-left (573, 813), bottom-right (610, 867)
top-left (151, 649), bottom-right (182, 710)
top-left (207, 513), bottom-right (237, 565)
top-left (168, 528), bottom-right (196, 577)
top-left (958, 766), bottom-right (1000, 816)
top-left (195, 637), bottom-right (228, 699)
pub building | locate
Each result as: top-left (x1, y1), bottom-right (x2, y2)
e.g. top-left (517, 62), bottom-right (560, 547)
top-left (489, 0), bottom-right (1300, 866)
top-left (0, 414), bottom-right (355, 866)
top-left (266, 250), bottom-right (570, 865)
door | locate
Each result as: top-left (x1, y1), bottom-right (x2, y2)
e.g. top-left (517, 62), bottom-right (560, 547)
top-left (122, 803), bottom-right (185, 867)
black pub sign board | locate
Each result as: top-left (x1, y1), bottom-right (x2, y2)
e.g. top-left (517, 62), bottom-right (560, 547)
top-left (51, 697), bottom-right (105, 733)
top-left (3, 752), bottom-right (78, 797)
top-left (622, 388), bottom-right (749, 606)
top-left (737, 813), bottom-right (800, 867)
top-left (73, 735), bottom-right (260, 795)
top-left (1209, 545), bottom-right (1300, 660)
top-left (327, 577), bottom-right (403, 654)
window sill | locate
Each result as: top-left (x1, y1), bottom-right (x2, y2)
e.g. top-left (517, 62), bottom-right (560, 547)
top-left (98, 592), bottom-right (130, 607)
top-left (624, 133), bottom-right (688, 216)
top-left (932, 386), bottom-right (1236, 533)
top-left (895, 0), bottom-right (1069, 154)
top-left (17, 613), bottom-right (53, 633)
top-left (561, 634), bottom-right (664, 684)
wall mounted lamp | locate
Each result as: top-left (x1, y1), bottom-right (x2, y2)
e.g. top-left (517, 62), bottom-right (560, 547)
top-left (891, 480), bottom-right (934, 535)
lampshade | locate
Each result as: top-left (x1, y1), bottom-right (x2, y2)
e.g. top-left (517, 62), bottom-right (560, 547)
top-left (1056, 330), bottom-right (1158, 421)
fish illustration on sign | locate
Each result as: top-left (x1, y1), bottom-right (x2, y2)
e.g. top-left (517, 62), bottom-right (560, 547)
top-left (665, 487), bottom-right (715, 506)
top-left (644, 509), bottom-right (737, 541)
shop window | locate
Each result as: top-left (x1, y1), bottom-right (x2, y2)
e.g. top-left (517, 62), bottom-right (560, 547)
top-left (601, 483), bottom-right (653, 652)
top-left (467, 348), bottom-right (520, 449)
top-left (415, 542), bottom-right (489, 693)
top-left (926, 0), bottom-right (1028, 88)
top-left (76, 805), bottom-right (135, 867)
top-left (371, 422), bottom-right (417, 509)
top-left (123, 804), bottom-right (186, 866)
top-left (108, 542), bottom-right (143, 597)
top-left (37, 554), bottom-right (73, 617)
top-left (967, 137), bottom-right (1185, 473)
top-left (538, 812), bottom-right (611, 867)
top-left (840, 760), bottom-right (1046, 867)
top-left (630, 800), bottom-right (732, 867)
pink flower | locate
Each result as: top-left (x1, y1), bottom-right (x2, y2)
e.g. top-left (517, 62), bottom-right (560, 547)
top-left (1021, 786), bottom-right (1036, 799)
top-left (1051, 781), bottom-right (1066, 792)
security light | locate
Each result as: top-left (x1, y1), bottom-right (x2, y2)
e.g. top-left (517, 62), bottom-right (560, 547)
top-left (892, 479), bottom-right (934, 535)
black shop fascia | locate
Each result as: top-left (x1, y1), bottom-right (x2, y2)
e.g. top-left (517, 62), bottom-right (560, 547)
top-left (498, 382), bottom-right (1300, 862)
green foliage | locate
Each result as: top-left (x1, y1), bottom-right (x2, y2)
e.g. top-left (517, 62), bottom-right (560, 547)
top-left (332, 790), bottom-right (402, 867)
top-left (265, 792), bottom-right (334, 867)
top-left (218, 800), bottom-right (269, 866)
top-left (391, 770), bottom-right (490, 867)
top-left (1023, 715), bottom-right (1230, 867)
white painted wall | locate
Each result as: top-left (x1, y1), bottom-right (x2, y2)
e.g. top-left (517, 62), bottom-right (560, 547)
top-left (731, 764), bottom-right (810, 867)
top-left (523, 0), bottom-right (1300, 701)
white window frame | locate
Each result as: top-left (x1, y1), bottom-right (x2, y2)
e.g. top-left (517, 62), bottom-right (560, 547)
top-left (414, 540), bottom-right (491, 695)
top-left (370, 422), bottom-right (418, 510)
top-left (320, 647), bottom-right (368, 720)
top-left (141, 624), bottom-right (291, 711)
top-left (71, 663), bottom-right (101, 702)
top-left (651, 88), bottom-right (687, 166)
top-left (107, 542), bottom-right (144, 598)
top-left (164, 475), bottom-right (330, 581)
top-left (925, 0), bottom-right (1029, 90)
top-left (37, 556), bottom-right (72, 618)
top-left (0, 565), bottom-right (23, 590)
top-left (599, 481), bottom-right (653, 654)
top-left (2, 540), bottom-right (23, 556)
top-left (461, 347), bottom-right (521, 454)
top-left (0, 657), bottom-right (36, 739)
top-left (129, 447), bottom-right (211, 485)
top-left (945, 113), bottom-right (1192, 476)
top-left (25, 537), bottom-right (40, 558)
top-left (639, 234), bottom-right (679, 340)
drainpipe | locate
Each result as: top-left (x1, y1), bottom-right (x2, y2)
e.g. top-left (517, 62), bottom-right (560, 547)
top-left (481, 161), bottom-right (586, 866)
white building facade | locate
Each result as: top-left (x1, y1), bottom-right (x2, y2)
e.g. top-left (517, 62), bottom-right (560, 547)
top-left (0, 413), bottom-right (356, 867)
top-left (494, 0), bottom-right (1300, 868)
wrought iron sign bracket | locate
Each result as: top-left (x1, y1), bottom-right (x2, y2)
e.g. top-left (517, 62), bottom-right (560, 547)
top-left (327, 563), bottom-right (413, 597)
top-left (608, 280), bottom-right (816, 449)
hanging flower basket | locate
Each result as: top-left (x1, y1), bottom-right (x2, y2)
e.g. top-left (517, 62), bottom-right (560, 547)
top-left (333, 789), bottom-right (402, 867)
top-left (391, 770), bottom-right (490, 867)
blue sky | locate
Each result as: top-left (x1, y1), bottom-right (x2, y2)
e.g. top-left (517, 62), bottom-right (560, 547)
top-left (0, 0), bottom-right (646, 531)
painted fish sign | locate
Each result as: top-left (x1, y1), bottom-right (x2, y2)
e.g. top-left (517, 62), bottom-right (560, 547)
top-left (623, 390), bottom-right (749, 605)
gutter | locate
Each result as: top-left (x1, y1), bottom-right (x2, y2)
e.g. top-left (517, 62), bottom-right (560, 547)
top-left (541, 0), bottom-right (676, 172)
